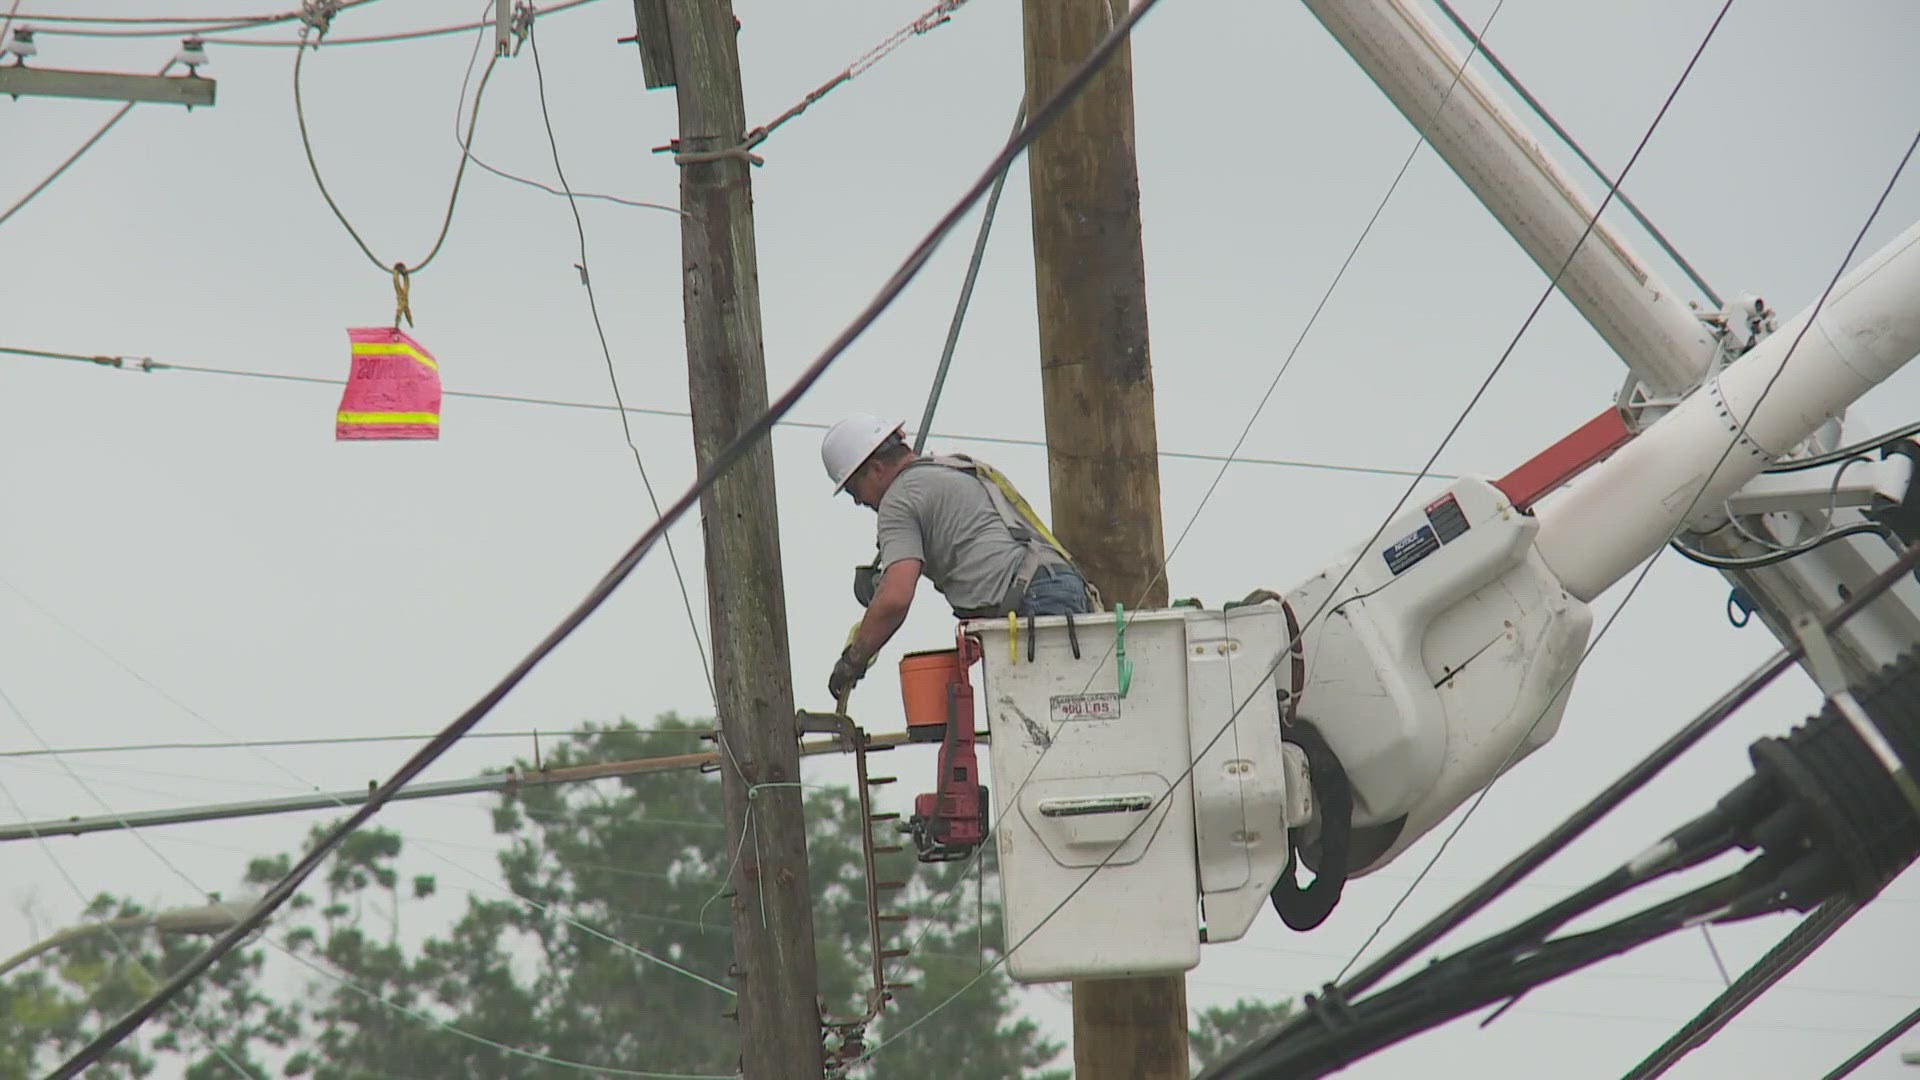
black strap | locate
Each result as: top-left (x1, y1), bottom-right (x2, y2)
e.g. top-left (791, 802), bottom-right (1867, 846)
top-left (1270, 717), bottom-right (1353, 931)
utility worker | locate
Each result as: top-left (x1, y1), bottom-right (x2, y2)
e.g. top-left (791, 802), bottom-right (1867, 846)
top-left (823, 414), bottom-right (1094, 701)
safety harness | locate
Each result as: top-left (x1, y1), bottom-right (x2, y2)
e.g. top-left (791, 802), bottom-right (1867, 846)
top-left (855, 455), bottom-right (1098, 616)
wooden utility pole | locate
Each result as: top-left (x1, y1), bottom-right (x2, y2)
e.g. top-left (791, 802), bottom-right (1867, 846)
top-left (1023, 0), bottom-right (1188, 1076)
top-left (645, 3), bottom-right (824, 1076)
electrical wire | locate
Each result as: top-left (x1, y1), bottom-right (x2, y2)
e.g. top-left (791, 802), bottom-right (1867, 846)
top-left (855, 0), bottom-right (1536, 1057)
top-left (1334, 121), bottom-right (1920, 1004)
top-left (48, 0), bottom-right (1169, 1067)
top-left (0, 692), bottom-right (264, 1079)
top-left (1767, 419), bottom-right (1920, 473)
top-left (1625, 896), bottom-right (1862, 1079)
top-left (1671, 522), bottom-right (1894, 571)
top-left (0, 344), bottom-right (1449, 481)
top-left (1336, 39), bottom-right (1918, 998)
top-left (897, 3), bottom-right (1738, 1058)
top-left (4, 679), bottom-right (736, 1078)
top-left (1821, 1000), bottom-right (1920, 1080)
top-left (21, 0), bottom-right (384, 38)
top-left (1706, 452), bottom-right (1885, 560)
top-left (451, 1), bottom-right (681, 218)
top-left (0, 728), bottom-right (701, 759)
top-left (293, 29), bottom-right (497, 276)
top-left (180, 0), bottom-right (597, 47)
top-left (0, 61), bottom-right (175, 232)
top-left (732, 0), bottom-right (977, 159)
top-left (0, 573), bottom-right (737, 1006)
top-left (522, 16), bottom-right (717, 713)
top-left (1431, 0), bottom-right (1722, 309)
top-left (265, 933), bottom-right (737, 1079)
top-left (0, 10), bottom-right (287, 25)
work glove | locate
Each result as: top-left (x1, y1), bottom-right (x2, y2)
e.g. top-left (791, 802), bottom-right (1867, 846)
top-left (828, 646), bottom-right (866, 702)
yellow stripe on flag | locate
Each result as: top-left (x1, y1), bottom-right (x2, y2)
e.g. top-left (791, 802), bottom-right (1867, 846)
top-left (348, 343), bottom-right (438, 370)
top-left (337, 411), bottom-right (440, 425)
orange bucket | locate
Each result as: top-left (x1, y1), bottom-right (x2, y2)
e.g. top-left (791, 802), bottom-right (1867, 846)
top-left (899, 649), bottom-right (965, 741)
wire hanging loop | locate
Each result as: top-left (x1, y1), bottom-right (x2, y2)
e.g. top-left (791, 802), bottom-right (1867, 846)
top-left (292, 30), bottom-right (501, 277)
top-left (391, 262), bottom-right (413, 328)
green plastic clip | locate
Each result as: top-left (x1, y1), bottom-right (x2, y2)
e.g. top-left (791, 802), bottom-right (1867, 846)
top-left (1114, 603), bottom-right (1133, 698)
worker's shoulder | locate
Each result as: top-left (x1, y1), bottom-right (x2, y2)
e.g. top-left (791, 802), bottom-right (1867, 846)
top-left (884, 459), bottom-right (975, 506)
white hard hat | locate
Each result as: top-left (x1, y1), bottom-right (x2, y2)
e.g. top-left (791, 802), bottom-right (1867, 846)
top-left (822, 414), bottom-right (904, 494)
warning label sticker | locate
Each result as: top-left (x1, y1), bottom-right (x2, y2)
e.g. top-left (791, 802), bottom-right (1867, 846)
top-left (1049, 692), bottom-right (1122, 723)
top-left (1382, 524), bottom-right (1440, 576)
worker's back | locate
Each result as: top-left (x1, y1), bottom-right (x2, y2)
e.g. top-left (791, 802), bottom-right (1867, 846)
top-left (878, 460), bottom-right (1028, 613)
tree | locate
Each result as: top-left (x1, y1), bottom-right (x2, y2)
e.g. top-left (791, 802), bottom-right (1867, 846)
top-left (0, 717), bottom-right (1066, 1078)
top-left (1190, 996), bottom-right (1297, 1073)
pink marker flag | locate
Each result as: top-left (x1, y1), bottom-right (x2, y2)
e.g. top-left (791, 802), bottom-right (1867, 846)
top-left (336, 327), bottom-right (441, 441)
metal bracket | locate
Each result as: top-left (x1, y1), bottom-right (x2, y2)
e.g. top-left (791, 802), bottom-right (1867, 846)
top-left (1723, 456), bottom-right (1913, 521)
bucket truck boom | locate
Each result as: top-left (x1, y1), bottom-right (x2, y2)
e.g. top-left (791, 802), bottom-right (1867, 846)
top-left (898, 218), bottom-right (1920, 984)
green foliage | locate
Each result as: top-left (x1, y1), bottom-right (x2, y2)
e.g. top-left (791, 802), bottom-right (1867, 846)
top-left (0, 716), bottom-right (1066, 1078)
top-left (1190, 996), bottom-right (1297, 1073)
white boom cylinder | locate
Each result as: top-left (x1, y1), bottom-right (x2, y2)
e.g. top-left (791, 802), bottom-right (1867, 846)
top-left (1536, 220), bottom-right (1920, 601)
top-left (1302, 0), bottom-right (1717, 394)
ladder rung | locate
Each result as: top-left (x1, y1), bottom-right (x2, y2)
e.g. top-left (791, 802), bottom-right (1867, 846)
top-left (885, 982), bottom-right (915, 992)
top-left (876, 880), bottom-right (908, 890)
top-left (877, 913), bottom-right (909, 923)
top-left (868, 812), bottom-right (900, 822)
top-left (871, 845), bottom-right (903, 855)
top-left (866, 776), bottom-right (897, 785)
top-left (880, 948), bottom-right (910, 960)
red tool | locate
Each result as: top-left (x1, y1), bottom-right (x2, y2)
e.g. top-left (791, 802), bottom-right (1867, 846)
top-left (899, 632), bottom-right (987, 862)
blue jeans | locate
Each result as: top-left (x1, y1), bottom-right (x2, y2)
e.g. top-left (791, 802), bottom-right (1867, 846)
top-left (1019, 565), bottom-right (1093, 616)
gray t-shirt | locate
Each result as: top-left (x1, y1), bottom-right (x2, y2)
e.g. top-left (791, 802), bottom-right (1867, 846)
top-left (876, 461), bottom-right (1027, 612)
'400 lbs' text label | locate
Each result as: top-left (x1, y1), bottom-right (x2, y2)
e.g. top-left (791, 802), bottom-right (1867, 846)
top-left (1049, 692), bottom-right (1121, 722)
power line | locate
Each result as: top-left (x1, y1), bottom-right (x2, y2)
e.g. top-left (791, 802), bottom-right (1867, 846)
top-left (1327, 0), bottom-right (1741, 988)
top-left (1625, 897), bottom-right (1862, 1079)
top-left (730, 0), bottom-right (977, 160)
top-left (0, 61), bottom-right (174, 232)
top-left (18, 0), bottom-right (438, 41)
top-left (864, 0), bottom-right (1536, 1045)
top-left (864, 1), bottom-right (1743, 1063)
top-left (0, 728), bottom-right (699, 759)
top-left (0, 10), bottom-right (288, 25)
top-left (1336, 120), bottom-right (1920, 1005)
top-left (0, 769), bottom-right (260, 1079)
top-left (0, 344), bottom-right (1449, 481)
top-left (292, 27), bottom-right (498, 276)
top-left (2, 675), bottom-right (741, 1075)
top-left (38, 0), bottom-right (603, 47)
top-left (1145, 0), bottom-right (1505, 615)
top-left (1819, 999), bottom-right (1920, 1080)
top-left (0, 571), bottom-right (740, 1014)
top-left (522, 20), bottom-right (717, 712)
top-left (1431, 0), bottom-right (1722, 309)
top-left (49, 0), bottom-right (1162, 1063)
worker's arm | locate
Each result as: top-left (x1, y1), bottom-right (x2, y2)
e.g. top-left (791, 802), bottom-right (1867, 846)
top-left (850, 558), bottom-right (920, 665)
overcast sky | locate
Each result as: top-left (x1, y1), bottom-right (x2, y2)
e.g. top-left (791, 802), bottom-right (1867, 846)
top-left (4, 0), bottom-right (1920, 1076)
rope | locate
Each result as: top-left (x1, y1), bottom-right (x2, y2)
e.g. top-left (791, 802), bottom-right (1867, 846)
top-left (913, 100), bottom-right (1024, 455)
top-left (292, 31), bottom-right (499, 277)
